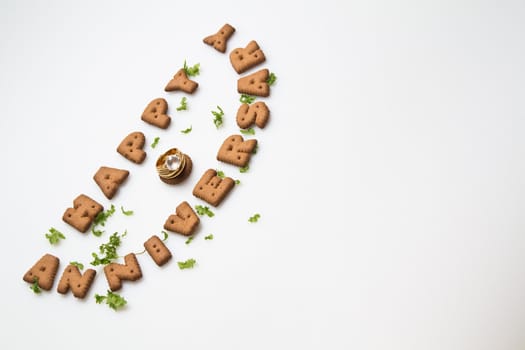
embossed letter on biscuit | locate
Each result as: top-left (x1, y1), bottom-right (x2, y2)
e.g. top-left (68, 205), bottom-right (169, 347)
top-left (62, 194), bottom-right (103, 233)
top-left (104, 253), bottom-right (142, 292)
top-left (163, 201), bottom-right (200, 236)
top-left (230, 40), bottom-right (266, 74)
top-left (217, 134), bottom-right (257, 167)
top-left (192, 169), bottom-right (235, 207)
top-left (236, 101), bottom-right (270, 129)
top-left (203, 23), bottom-right (235, 53)
top-left (57, 264), bottom-right (96, 299)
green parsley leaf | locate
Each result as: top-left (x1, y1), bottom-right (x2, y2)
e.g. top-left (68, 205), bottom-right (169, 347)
top-left (212, 106), bottom-right (224, 128)
top-left (240, 127), bottom-right (255, 135)
top-left (162, 230), bottom-right (169, 241)
top-left (70, 261), bottom-right (84, 270)
top-left (183, 60), bottom-right (200, 77)
top-left (120, 206), bottom-right (134, 216)
top-left (151, 136), bottom-right (160, 149)
top-left (30, 277), bottom-right (41, 294)
top-left (204, 234), bottom-right (214, 240)
top-left (267, 72), bottom-right (277, 86)
top-left (185, 236), bottom-right (194, 245)
top-left (181, 125), bottom-right (192, 134)
top-left (45, 227), bottom-right (65, 245)
top-left (240, 164), bottom-right (250, 173)
top-left (91, 204), bottom-right (116, 237)
top-left (95, 290), bottom-right (127, 311)
top-left (177, 258), bottom-right (196, 270)
top-left (195, 205), bottom-right (215, 217)
top-left (216, 170), bottom-right (225, 178)
top-left (235, 179), bottom-right (241, 185)
top-left (248, 213), bottom-right (261, 223)
top-left (176, 96), bottom-right (188, 111)
top-left (90, 231), bottom-right (125, 266)
top-left (240, 94), bottom-right (256, 104)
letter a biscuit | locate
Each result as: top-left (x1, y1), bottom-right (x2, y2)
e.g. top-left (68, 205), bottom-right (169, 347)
top-left (93, 166), bottom-right (129, 199)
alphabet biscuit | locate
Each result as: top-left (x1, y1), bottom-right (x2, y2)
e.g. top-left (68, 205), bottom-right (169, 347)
top-left (62, 194), bottom-right (103, 233)
top-left (57, 264), bottom-right (96, 299)
top-left (144, 235), bottom-right (172, 266)
top-left (104, 253), bottom-right (142, 291)
top-left (237, 68), bottom-right (270, 97)
top-left (141, 98), bottom-right (171, 129)
top-left (164, 69), bottom-right (198, 94)
top-left (23, 254), bottom-right (60, 291)
top-left (230, 40), bottom-right (266, 74)
top-left (192, 169), bottom-right (235, 207)
top-left (236, 101), bottom-right (270, 129)
top-left (217, 134), bottom-right (257, 167)
top-left (203, 23), bottom-right (235, 53)
top-left (93, 166), bottom-right (129, 200)
top-left (163, 201), bottom-right (200, 236)
top-left (117, 131), bottom-right (146, 164)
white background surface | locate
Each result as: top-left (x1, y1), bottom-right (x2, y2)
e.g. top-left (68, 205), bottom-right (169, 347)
top-left (1, 0), bottom-right (525, 349)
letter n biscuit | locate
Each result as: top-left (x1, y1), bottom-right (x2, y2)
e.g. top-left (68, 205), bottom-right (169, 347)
top-left (57, 264), bottom-right (96, 299)
top-left (192, 169), bottom-right (235, 207)
top-left (104, 253), bottom-right (142, 292)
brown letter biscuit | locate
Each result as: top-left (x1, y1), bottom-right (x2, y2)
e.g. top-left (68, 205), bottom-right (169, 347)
top-left (23, 254), bottom-right (60, 291)
top-left (117, 131), bottom-right (146, 164)
top-left (104, 253), bottom-right (142, 292)
top-left (93, 166), bottom-right (129, 199)
top-left (203, 23), bottom-right (235, 53)
top-left (141, 98), bottom-right (171, 129)
top-left (236, 101), bottom-right (270, 129)
top-left (192, 169), bottom-right (235, 207)
top-left (57, 264), bottom-right (96, 299)
top-left (163, 201), bottom-right (200, 236)
top-left (164, 69), bottom-right (198, 94)
top-left (237, 68), bottom-right (270, 97)
top-left (217, 134), bottom-right (257, 167)
top-left (62, 194), bottom-right (103, 233)
top-left (144, 235), bottom-right (172, 266)
top-left (230, 40), bottom-right (266, 74)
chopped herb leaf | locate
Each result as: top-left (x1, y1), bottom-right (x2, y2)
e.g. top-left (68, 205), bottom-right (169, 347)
top-left (240, 127), bottom-right (255, 135)
top-left (176, 96), bottom-right (188, 111)
top-left (252, 144), bottom-right (258, 154)
top-left (70, 261), bottom-right (84, 270)
top-left (120, 206), bottom-right (134, 216)
top-left (240, 94), bottom-right (256, 104)
top-left (195, 205), bottom-right (215, 217)
top-left (95, 290), bottom-right (127, 311)
top-left (248, 213), bottom-right (261, 223)
top-left (181, 125), bottom-right (192, 134)
top-left (235, 179), bottom-right (241, 185)
top-left (216, 170), bottom-right (225, 178)
top-left (151, 137), bottom-right (160, 149)
top-left (177, 258), bottom-right (196, 269)
top-left (212, 106), bottom-right (224, 128)
top-left (90, 231), bottom-right (126, 266)
top-left (91, 204), bottom-right (116, 237)
top-left (267, 72), bottom-right (277, 86)
top-left (183, 60), bottom-right (200, 77)
top-left (240, 164), bottom-right (250, 173)
top-left (204, 234), bottom-right (214, 240)
top-left (161, 230), bottom-right (168, 241)
top-left (30, 277), bottom-right (41, 294)
top-left (45, 227), bottom-right (65, 245)
top-left (185, 236), bottom-right (194, 245)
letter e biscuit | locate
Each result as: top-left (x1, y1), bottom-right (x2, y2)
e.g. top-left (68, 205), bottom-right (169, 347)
top-left (192, 169), bottom-right (235, 207)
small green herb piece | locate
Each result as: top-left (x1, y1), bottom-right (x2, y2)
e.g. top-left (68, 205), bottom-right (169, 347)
top-left (176, 96), bottom-right (188, 111)
top-left (183, 60), bottom-right (200, 77)
top-left (95, 290), bottom-right (127, 311)
top-left (248, 213), bottom-right (261, 223)
top-left (185, 236), bottom-right (194, 245)
top-left (45, 227), bottom-right (65, 245)
top-left (30, 277), bottom-right (41, 294)
top-left (151, 137), bottom-right (160, 149)
top-left (91, 204), bottom-right (116, 237)
top-left (120, 206), bottom-right (134, 216)
top-left (240, 164), bottom-right (250, 173)
top-left (240, 94), bottom-right (256, 104)
top-left (70, 261), bottom-right (84, 270)
top-left (181, 125), bottom-right (192, 134)
top-left (240, 127), bottom-right (255, 135)
top-left (212, 106), bottom-right (224, 128)
top-left (162, 230), bottom-right (168, 241)
top-left (177, 258), bottom-right (196, 269)
top-left (204, 234), bottom-right (214, 240)
top-left (235, 179), bottom-right (241, 185)
top-left (216, 170), bottom-right (225, 178)
top-left (90, 230), bottom-right (126, 266)
top-left (195, 205), bottom-right (215, 217)
top-left (267, 72), bottom-right (277, 86)
top-left (252, 144), bottom-right (258, 154)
